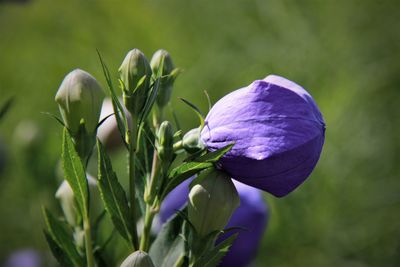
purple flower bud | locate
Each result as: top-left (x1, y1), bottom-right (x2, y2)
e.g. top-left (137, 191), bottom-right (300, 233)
top-left (201, 75), bottom-right (325, 197)
top-left (4, 249), bottom-right (41, 267)
top-left (159, 179), bottom-right (268, 267)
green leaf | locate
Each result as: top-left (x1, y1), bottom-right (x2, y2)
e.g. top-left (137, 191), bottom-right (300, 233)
top-left (41, 112), bottom-right (66, 127)
top-left (97, 50), bottom-right (128, 149)
top-left (193, 233), bottom-right (238, 267)
top-left (138, 77), bottom-right (160, 126)
top-left (149, 212), bottom-right (186, 267)
top-left (160, 144), bottom-right (234, 200)
top-left (161, 162), bottom-right (213, 201)
top-left (203, 90), bottom-right (212, 111)
top-left (0, 96), bottom-right (14, 121)
top-left (134, 122), bottom-right (155, 215)
top-left (62, 129), bottom-right (89, 217)
top-left (194, 143), bottom-right (234, 163)
top-left (97, 140), bottom-right (134, 247)
top-left (179, 98), bottom-right (205, 128)
top-left (43, 230), bottom-right (74, 267)
top-left (42, 208), bottom-right (84, 267)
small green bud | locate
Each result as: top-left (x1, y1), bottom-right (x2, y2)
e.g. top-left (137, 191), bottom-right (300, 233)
top-left (150, 49), bottom-right (175, 108)
top-left (119, 49), bottom-right (152, 115)
top-left (55, 69), bottom-right (104, 135)
top-left (156, 121), bottom-right (174, 163)
top-left (55, 174), bottom-right (100, 227)
top-left (188, 169), bottom-right (240, 237)
top-left (120, 251), bottom-right (155, 267)
top-left (182, 127), bottom-right (205, 153)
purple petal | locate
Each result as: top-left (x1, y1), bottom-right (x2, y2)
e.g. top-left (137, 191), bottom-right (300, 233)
top-left (201, 75), bottom-right (325, 196)
top-left (4, 249), bottom-right (41, 267)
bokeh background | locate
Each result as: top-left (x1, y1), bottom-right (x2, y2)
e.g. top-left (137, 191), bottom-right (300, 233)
top-left (1, 0), bottom-right (400, 266)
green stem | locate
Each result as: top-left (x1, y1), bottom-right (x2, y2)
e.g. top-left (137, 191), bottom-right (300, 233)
top-left (128, 116), bottom-right (140, 250)
top-left (139, 205), bottom-right (155, 251)
top-left (83, 218), bottom-right (94, 267)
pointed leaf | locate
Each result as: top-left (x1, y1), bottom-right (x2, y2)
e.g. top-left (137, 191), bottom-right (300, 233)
top-left (193, 233), bottom-right (238, 267)
top-left (42, 208), bottom-right (83, 267)
top-left (97, 140), bottom-right (134, 247)
top-left (43, 230), bottom-right (75, 267)
top-left (161, 162), bottom-right (213, 201)
top-left (195, 143), bottom-right (234, 163)
top-left (97, 50), bottom-right (128, 149)
top-left (62, 129), bottom-right (88, 217)
top-left (138, 77), bottom-right (160, 126)
top-left (0, 96), bottom-right (14, 121)
top-left (179, 98), bottom-right (204, 128)
top-left (149, 212), bottom-right (186, 267)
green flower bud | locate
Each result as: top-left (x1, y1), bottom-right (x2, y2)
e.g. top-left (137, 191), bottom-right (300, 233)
top-left (156, 121), bottom-right (174, 163)
top-left (182, 127), bottom-right (205, 153)
top-left (188, 169), bottom-right (240, 237)
top-left (119, 49), bottom-right (152, 115)
top-left (120, 251), bottom-right (155, 267)
top-left (150, 49), bottom-right (175, 108)
top-left (55, 174), bottom-right (100, 227)
top-left (55, 69), bottom-right (104, 135)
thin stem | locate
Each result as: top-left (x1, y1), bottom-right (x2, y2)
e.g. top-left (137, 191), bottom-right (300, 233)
top-left (139, 205), bottom-right (155, 251)
top-left (83, 218), bottom-right (94, 267)
top-left (128, 116), bottom-right (140, 250)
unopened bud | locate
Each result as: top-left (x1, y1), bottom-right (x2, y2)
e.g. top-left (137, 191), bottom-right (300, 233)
top-left (150, 49), bottom-right (176, 108)
top-left (182, 127), bottom-right (205, 153)
top-left (188, 169), bottom-right (240, 237)
top-left (55, 69), bottom-right (104, 135)
top-left (120, 251), bottom-right (155, 267)
top-left (156, 121), bottom-right (174, 163)
top-left (119, 49), bottom-right (152, 115)
top-left (55, 174), bottom-right (100, 226)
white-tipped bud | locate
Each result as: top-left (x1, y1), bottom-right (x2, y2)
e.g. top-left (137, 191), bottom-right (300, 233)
top-left (55, 174), bottom-right (100, 226)
top-left (120, 251), bottom-right (155, 267)
top-left (150, 49), bottom-right (176, 108)
top-left (188, 169), bottom-right (240, 237)
top-left (119, 49), bottom-right (152, 115)
top-left (55, 69), bottom-right (104, 135)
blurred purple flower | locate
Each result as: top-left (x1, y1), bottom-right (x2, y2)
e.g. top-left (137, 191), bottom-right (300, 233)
top-left (4, 249), bottom-right (41, 267)
top-left (159, 179), bottom-right (268, 267)
top-left (201, 75), bottom-right (325, 197)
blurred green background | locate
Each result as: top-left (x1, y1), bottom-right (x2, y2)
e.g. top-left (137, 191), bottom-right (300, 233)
top-left (1, 0), bottom-right (399, 266)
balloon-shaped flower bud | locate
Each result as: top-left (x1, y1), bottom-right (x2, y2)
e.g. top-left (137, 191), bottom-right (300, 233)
top-left (150, 49), bottom-right (176, 109)
top-left (120, 251), bottom-right (155, 267)
top-left (55, 69), bottom-right (104, 136)
top-left (156, 121), bottom-right (174, 164)
top-left (201, 74), bottom-right (325, 197)
top-left (119, 49), bottom-right (152, 116)
top-left (55, 174), bottom-right (100, 226)
top-left (97, 98), bottom-right (131, 151)
top-left (188, 169), bottom-right (240, 237)
top-left (160, 179), bottom-right (269, 267)
top-left (182, 127), bottom-right (205, 153)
